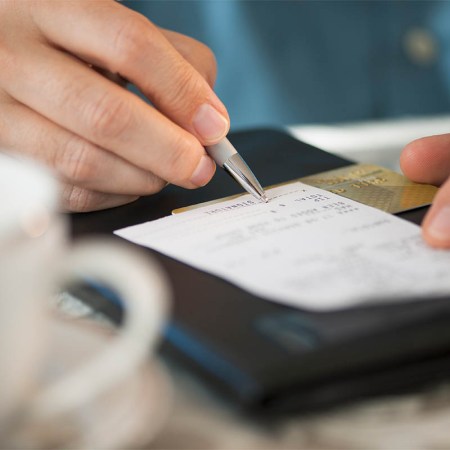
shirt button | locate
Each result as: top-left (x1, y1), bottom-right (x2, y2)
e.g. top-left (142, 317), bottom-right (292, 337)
top-left (403, 28), bottom-right (438, 66)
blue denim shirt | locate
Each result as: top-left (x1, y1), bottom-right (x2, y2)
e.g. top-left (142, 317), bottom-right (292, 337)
top-left (125, 1), bottom-right (450, 130)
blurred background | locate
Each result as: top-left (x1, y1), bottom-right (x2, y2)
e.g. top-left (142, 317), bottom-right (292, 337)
top-left (126, 0), bottom-right (450, 130)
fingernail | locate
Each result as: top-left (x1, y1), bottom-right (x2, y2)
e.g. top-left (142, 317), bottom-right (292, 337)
top-left (190, 155), bottom-right (216, 187)
top-left (428, 205), bottom-right (450, 243)
top-left (193, 104), bottom-right (229, 142)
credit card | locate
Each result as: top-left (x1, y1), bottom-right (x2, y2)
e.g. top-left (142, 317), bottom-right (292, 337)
top-left (173, 164), bottom-right (437, 214)
top-left (300, 164), bottom-right (437, 214)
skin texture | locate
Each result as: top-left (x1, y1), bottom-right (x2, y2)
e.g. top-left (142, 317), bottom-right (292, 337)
top-left (0, 0), bottom-right (230, 211)
top-left (401, 135), bottom-right (450, 248)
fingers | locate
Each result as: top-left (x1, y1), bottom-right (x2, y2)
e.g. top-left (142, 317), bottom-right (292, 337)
top-left (1, 43), bottom-right (216, 189)
top-left (0, 95), bottom-right (167, 196)
top-left (30, 0), bottom-right (229, 145)
top-left (0, 94), bottom-right (142, 211)
top-left (0, 0), bottom-right (225, 212)
top-left (400, 134), bottom-right (450, 185)
top-left (400, 134), bottom-right (450, 248)
top-left (422, 177), bottom-right (450, 248)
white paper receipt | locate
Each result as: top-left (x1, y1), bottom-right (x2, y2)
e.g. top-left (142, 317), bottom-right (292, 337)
top-left (115, 182), bottom-right (450, 310)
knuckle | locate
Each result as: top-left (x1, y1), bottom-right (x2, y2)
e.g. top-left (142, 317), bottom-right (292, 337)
top-left (57, 136), bottom-right (97, 183)
top-left (145, 174), bottom-right (167, 194)
top-left (112, 13), bottom-right (152, 69)
top-left (87, 92), bottom-right (133, 141)
top-left (159, 29), bottom-right (217, 87)
top-left (160, 66), bottom-right (204, 116)
top-left (62, 184), bottom-right (95, 212)
top-left (165, 132), bottom-right (201, 183)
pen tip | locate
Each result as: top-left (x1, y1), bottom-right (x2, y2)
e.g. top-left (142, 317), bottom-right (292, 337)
top-left (262, 194), bottom-right (269, 203)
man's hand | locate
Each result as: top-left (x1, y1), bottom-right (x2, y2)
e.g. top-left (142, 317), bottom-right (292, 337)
top-left (401, 134), bottom-right (450, 248)
top-left (0, 1), bottom-right (229, 211)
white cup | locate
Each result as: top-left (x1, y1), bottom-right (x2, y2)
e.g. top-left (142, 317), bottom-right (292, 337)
top-left (0, 154), bottom-right (169, 446)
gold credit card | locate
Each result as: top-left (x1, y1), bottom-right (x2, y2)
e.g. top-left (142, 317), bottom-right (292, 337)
top-left (300, 164), bottom-right (437, 214)
top-left (173, 164), bottom-right (437, 214)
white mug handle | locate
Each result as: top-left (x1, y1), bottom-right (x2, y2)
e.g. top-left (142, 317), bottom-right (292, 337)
top-left (29, 238), bottom-right (169, 419)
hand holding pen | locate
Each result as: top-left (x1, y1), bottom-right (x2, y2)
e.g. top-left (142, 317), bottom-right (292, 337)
top-left (0, 0), bottom-right (231, 212)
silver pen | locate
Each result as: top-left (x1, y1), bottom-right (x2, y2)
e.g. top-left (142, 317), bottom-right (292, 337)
top-left (206, 138), bottom-right (269, 203)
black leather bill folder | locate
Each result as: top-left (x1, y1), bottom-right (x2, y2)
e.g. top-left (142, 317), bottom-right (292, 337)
top-left (70, 128), bottom-right (450, 413)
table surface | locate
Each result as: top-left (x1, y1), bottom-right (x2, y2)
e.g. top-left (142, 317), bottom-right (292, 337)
top-left (289, 114), bottom-right (450, 172)
top-left (62, 116), bottom-right (450, 449)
